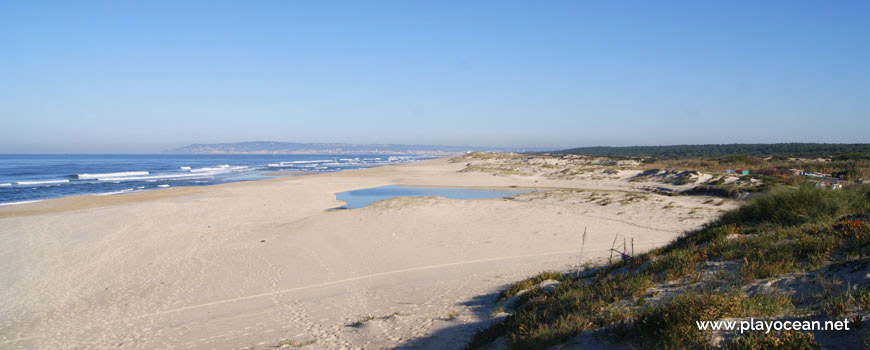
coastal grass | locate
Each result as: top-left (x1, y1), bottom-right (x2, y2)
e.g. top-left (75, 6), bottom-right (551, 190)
top-left (497, 271), bottom-right (565, 302)
top-left (276, 339), bottom-right (317, 348)
top-left (722, 331), bottom-right (820, 350)
top-left (609, 291), bottom-right (792, 349)
top-left (720, 184), bottom-right (870, 227)
top-left (346, 312), bottom-right (407, 327)
top-left (467, 185), bottom-right (870, 350)
top-left (347, 315), bottom-right (377, 327)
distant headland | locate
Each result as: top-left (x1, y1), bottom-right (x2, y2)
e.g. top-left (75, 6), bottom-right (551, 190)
top-left (163, 141), bottom-right (549, 155)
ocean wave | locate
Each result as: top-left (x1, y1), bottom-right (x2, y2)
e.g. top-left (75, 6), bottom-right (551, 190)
top-left (93, 188), bottom-right (136, 196)
top-left (0, 183), bottom-right (11, 187)
top-left (188, 165), bottom-right (249, 173)
top-left (157, 184), bottom-right (170, 188)
top-left (75, 171), bottom-right (149, 179)
top-left (15, 179), bottom-right (70, 185)
top-left (98, 173), bottom-right (209, 182)
top-left (284, 160), bottom-right (331, 165)
top-left (180, 166), bottom-right (192, 170)
top-left (0, 199), bottom-right (44, 206)
top-left (268, 160), bottom-right (333, 167)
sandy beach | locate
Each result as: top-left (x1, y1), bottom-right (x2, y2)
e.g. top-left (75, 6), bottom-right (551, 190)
top-left (0, 157), bottom-right (733, 349)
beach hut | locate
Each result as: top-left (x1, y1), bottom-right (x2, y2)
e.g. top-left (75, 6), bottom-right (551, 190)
top-left (740, 170), bottom-right (749, 175)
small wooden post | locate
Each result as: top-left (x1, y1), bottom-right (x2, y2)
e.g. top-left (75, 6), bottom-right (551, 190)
top-left (577, 227), bottom-right (587, 277)
top-left (631, 237), bottom-right (634, 257)
top-left (609, 232), bottom-right (619, 264)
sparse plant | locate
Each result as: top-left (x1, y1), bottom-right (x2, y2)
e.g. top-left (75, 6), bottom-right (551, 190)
top-left (347, 315), bottom-right (376, 327)
top-left (446, 310), bottom-right (461, 320)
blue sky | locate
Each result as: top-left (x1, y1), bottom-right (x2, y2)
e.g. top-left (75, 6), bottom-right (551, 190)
top-left (1, 1), bottom-right (868, 153)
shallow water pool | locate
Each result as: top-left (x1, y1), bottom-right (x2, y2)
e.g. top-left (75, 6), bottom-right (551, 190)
top-left (332, 185), bottom-right (533, 210)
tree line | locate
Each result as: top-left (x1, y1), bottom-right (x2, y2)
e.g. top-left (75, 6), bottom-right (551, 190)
top-left (551, 143), bottom-right (870, 159)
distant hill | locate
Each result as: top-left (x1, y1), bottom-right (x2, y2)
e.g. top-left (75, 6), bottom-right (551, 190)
top-left (164, 141), bottom-right (547, 155)
top-left (551, 143), bottom-right (870, 158)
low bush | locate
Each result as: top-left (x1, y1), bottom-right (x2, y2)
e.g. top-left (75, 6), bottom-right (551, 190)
top-left (721, 185), bottom-right (870, 227)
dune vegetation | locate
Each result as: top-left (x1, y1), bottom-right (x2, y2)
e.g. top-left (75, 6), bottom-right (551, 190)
top-left (468, 184), bottom-right (870, 349)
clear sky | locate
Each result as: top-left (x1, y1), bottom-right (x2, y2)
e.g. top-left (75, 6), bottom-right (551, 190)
top-left (1, 1), bottom-right (868, 153)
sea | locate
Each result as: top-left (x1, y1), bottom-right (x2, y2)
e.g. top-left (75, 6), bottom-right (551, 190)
top-left (0, 154), bottom-right (435, 206)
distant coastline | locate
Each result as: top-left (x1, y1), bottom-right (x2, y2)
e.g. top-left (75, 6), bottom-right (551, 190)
top-left (163, 141), bottom-right (550, 155)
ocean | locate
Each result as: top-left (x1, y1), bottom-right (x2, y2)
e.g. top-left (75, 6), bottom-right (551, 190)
top-left (0, 154), bottom-right (434, 206)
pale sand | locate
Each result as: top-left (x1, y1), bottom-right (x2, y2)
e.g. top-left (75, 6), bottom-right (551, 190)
top-left (0, 158), bottom-right (733, 349)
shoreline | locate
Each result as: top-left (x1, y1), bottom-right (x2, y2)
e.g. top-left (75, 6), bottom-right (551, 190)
top-left (0, 157), bottom-right (649, 220)
top-left (0, 154), bottom-right (440, 213)
top-left (0, 158), bottom-right (445, 219)
top-left (0, 157), bottom-right (732, 349)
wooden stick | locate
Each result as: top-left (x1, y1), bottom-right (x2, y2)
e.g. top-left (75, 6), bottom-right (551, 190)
top-left (577, 227), bottom-right (587, 276)
top-left (609, 232), bottom-right (619, 263)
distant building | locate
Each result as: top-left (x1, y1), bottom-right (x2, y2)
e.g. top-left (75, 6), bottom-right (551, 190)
top-left (789, 169), bottom-right (803, 175)
top-left (741, 170), bottom-right (750, 175)
top-left (724, 169), bottom-right (736, 174)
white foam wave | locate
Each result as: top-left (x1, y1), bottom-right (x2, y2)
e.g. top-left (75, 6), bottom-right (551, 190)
top-left (0, 199), bottom-right (44, 206)
top-left (157, 184), bottom-right (170, 188)
top-left (98, 173), bottom-right (209, 182)
top-left (188, 165), bottom-right (249, 173)
top-left (180, 166), bottom-right (192, 171)
top-left (15, 179), bottom-right (69, 185)
top-left (284, 160), bottom-right (331, 165)
top-left (0, 183), bottom-right (11, 187)
top-left (93, 189), bottom-right (136, 196)
top-left (268, 160), bottom-right (333, 167)
top-left (75, 171), bottom-right (149, 179)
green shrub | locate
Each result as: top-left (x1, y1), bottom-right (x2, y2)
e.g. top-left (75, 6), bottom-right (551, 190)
top-left (724, 331), bottom-right (820, 350)
top-left (624, 292), bottom-right (743, 349)
top-left (498, 271), bottom-right (565, 301)
top-left (721, 185), bottom-right (870, 227)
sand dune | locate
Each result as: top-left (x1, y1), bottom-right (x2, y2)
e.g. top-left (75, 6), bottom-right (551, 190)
top-left (0, 158), bottom-right (732, 349)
